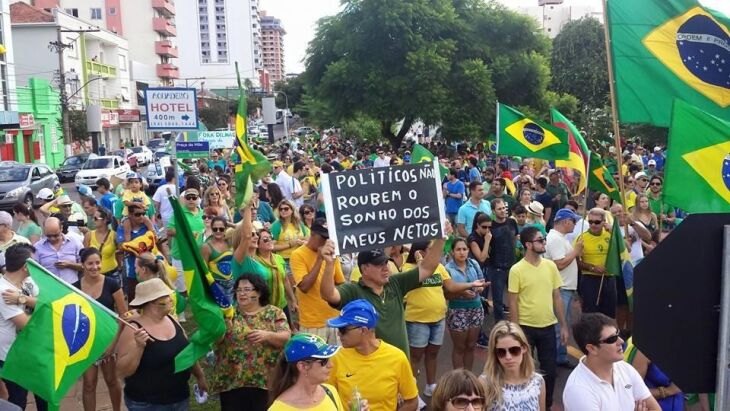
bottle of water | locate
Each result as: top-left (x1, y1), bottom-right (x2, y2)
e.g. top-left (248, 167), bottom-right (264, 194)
top-left (350, 386), bottom-right (362, 411)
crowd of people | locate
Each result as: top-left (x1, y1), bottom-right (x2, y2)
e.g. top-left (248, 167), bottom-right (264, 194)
top-left (0, 131), bottom-right (694, 411)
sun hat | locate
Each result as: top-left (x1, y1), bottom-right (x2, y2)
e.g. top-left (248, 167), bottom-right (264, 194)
top-left (327, 299), bottom-right (379, 329)
top-left (284, 333), bottom-right (340, 362)
top-left (526, 201), bottom-right (544, 217)
top-left (129, 278), bottom-right (173, 307)
top-left (56, 195), bottom-right (72, 206)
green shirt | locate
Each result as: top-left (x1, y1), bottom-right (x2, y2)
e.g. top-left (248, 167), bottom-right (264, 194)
top-left (231, 255), bottom-right (269, 281)
top-left (167, 205), bottom-right (205, 260)
top-left (336, 267), bottom-right (421, 358)
top-left (485, 193), bottom-right (516, 212)
top-left (648, 194), bottom-right (673, 217)
top-left (17, 221), bottom-right (42, 240)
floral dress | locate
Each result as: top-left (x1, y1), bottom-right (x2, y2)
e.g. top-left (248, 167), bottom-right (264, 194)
top-left (488, 373), bottom-right (543, 411)
top-left (210, 305), bottom-right (290, 393)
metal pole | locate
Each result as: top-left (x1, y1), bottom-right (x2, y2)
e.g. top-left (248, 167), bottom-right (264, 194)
top-left (56, 27), bottom-right (71, 146)
top-left (715, 225), bottom-right (730, 409)
top-left (171, 132), bottom-right (180, 196)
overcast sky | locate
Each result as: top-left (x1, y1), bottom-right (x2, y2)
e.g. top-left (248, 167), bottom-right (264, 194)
top-left (260, 0), bottom-right (730, 74)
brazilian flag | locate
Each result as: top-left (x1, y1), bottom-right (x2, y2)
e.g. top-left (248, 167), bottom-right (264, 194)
top-left (608, 0), bottom-right (730, 126)
top-left (588, 152), bottom-right (622, 205)
top-left (606, 217), bottom-right (635, 310)
top-left (171, 195), bottom-right (228, 372)
top-left (496, 103), bottom-right (569, 160)
top-left (0, 260), bottom-right (118, 409)
top-left (664, 99), bottom-right (730, 212)
top-left (410, 143), bottom-right (448, 179)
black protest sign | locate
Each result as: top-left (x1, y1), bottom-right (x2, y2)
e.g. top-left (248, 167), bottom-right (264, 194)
top-left (321, 161), bottom-right (446, 254)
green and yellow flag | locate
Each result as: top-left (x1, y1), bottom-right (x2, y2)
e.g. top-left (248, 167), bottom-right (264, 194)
top-left (0, 260), bottom-right (119, 409)
top-left (496, 103), bottom-right (569, 160)
top-left (551, 109), bottom-right (590, 194)
top-left (664, 99), bottom-right (730, 212)
top-left (608, 0), bottom-right (730, 126)
top-left (410, 143), bottom-right (448, 179)
top-left (588, 152), bottom-right (622, 204)
top-left (171, 196), bottom-right (227, 372)
top-left (606, 217), bottom-right (635, 310)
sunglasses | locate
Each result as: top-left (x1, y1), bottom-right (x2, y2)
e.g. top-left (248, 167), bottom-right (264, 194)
top-left (133, 213), bottom-right (145, 217)
top-left (531, 238), bottom-right (546, 244)
top-left (46, 233), bottom-right (61, 238)
top-left (210, 192), bottom-right (220, 196)
top-left (598, 333), bottom-right (621, 345)
top-left (185, 195), bottom-right (199, 201)
top-left (650, 182), bottom-right (662, 186)
top-left (59, 204), bottom-right (72, 208)
top-left (338, 326), bottom-right (361, 335)
top-left (303, 210), bottom-right (314, 215)
top-left (588, 220), bottom-right (603, 225)
top-left (304, 358), bottom-right (329, 367)
top-left (279, 207), bottom-right (291, 212)
top-left (260, 238), bottom-right (272, 243)
top-left (450, 397), bottom-right (485, 410)
top-left (480, 225), bottom-right (491, 229)
top-left (202, 215), bottom-right (213, 220)
top-left (93, 216), bottom-right (105, 221)
top-left (212, 227), bottom-right (226, 233)
top-left (495, 346), bottom-right (523, 358)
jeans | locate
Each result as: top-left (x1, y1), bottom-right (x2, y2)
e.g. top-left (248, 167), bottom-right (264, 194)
top-left (488, 268), bottom-right (508, 321)
top-left (521, 324), bottom-right (557, 408)
top-left (0, 360), bottom-right (47, 411)
top-left (556, 288), bottom-right (576, 363)
top-left (124, 396), bottom-right (188, 411)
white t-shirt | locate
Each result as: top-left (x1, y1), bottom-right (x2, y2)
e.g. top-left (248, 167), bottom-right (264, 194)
top-left (153, 183), bottom-right (177, 225)
top-left (620, 225), bottom-right (644, 264)
top-left (544, 229), bottom-right (578, 290)
top-left (563, 357), bottom-right (652, 411)
top-left (276, 170), bottom-right (303, 207)
top-left (373, 156), bottom-right (390, 168)
top-left (0, 276), bottom-right (38, 361)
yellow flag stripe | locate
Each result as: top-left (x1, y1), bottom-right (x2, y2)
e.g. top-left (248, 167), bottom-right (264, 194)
top-left (682, 140), bottom-right (730, 205)
top-left (504, 119), bottom-right (562, 152)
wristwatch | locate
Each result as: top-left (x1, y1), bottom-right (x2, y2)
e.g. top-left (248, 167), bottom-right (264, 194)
top-left (18, 295), bottom-right (27, 305)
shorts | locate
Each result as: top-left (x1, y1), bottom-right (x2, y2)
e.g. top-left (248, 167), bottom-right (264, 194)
top-left (298, 326), bottom-right (340, 345)
top-left (446, 307), bottom-right (485, 332)
top-left (171, 258), bottom-right (187, 293)
top-left (406, 319), bottom-right (446, 348)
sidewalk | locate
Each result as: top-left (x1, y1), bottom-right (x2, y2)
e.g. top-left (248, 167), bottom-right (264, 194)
top-left (26, 379), bottom-right (115, 411)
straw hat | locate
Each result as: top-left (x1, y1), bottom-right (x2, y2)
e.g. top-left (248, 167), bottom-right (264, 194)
top-left (527, 201), bottom-right (544, 217)
top-left (129, 278), bottom-right (172, 307)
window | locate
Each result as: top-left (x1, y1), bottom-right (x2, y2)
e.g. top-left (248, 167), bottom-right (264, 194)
top-left (109, 7), bottom-right (116, 15)
top-left (118, 54), bottom-right (127, 71)
top-left (91, 8), bottom-right (102, 20)
top-left (65, 8), bottom-right (79, 17)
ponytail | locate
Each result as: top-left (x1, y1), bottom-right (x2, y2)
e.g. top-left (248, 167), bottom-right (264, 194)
top-left (138, 252), bottom-right (173, 289)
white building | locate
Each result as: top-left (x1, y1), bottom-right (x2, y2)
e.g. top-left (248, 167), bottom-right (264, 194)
top-left (11, 2), bottom-right (141, 149)
top-left (516, 3), bottom-right (603, 38)
top-left (175, 0), bottom-right (262, 89)
top-left (0, 0), bottom-right (17, 130)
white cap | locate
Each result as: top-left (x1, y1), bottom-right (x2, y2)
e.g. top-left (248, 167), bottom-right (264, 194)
top-left (648, 159), bottom-right (657, 166)
top-left (634, 171), bottom-right (648, 180)
top-left (37, 188), bottom-right (54, 201)
top-left (654, 146), bottom-right (661, 152)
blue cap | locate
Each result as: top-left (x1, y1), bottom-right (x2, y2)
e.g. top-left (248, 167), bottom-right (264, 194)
top-left (284, 333), bottom-right (340, 362)
top-left (327, 299), bottom-right (379, 329)
top-left (554, 208), bottom-right (579, 223)
top-left (77, 184), bottom-right (95, 199)
top-left (126, 172), bottom-right (142, 181)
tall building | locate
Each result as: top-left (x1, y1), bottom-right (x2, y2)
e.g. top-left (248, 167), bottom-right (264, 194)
top-left (28, 0), bottom-right (179, 86)
top-left (515, 2), bottom-right (602, 38)
top-left (260, 11), bottom-right (285, 85)
top-left (11, 2), bottom-right (140, 152)
top-left (175, 0), bottom-right (262, 89)
top-left (0, 0), bottom-right (22, 161)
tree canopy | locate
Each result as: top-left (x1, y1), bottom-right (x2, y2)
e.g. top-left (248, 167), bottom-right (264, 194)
top-left (303, 0), bottom-right (566, 147)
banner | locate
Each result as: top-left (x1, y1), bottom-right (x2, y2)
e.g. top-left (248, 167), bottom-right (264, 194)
top-left (322, 161), bottom-right (446, 254)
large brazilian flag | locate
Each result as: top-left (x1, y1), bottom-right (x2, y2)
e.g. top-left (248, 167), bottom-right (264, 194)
top-left (0, 260), bottom-right (118, 409)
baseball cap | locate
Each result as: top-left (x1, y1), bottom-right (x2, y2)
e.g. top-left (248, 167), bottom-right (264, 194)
top-left (284, 333), bottom-right (340, 362)
top-left (357, 249), bottom-right (389, 268)
top-left (78, 184), bottom-right (95, 199)
top-left (38, 188), bottom-right (54, 201)
top-left (654, 146), bottom-right (662, 152)
top-left (125, 172), bottom-right (142, 181)
top-left (327, 299), bottom-right (379, 329)
top-left (648, 159), bottom-right (657, 166)
top-left (554, 208), bottom-right (579, 223)
top-left (0, 211), bottom-right (12, 227)
top-left (310, 218), bottom-right (329, 239)
top-left (634, 171), bottom-right (648, 180)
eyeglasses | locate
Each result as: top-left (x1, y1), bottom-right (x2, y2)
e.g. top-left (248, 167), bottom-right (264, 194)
top-left (304, 358), bottom-right (329, 367)
top-left (133, 213), bottom-right (145, 217)
top-left (185, 195), bottom-right (199, 201)
top-left (480, 225), bottom-right (491, 229)
top-left (530, 238), bottom-right (546, 244)
top-left (212, 227), bottom-right (226, 233)
top-left (598, 333), bottom-right (621, 345)
top-left (650, 182), bottom-right (662, 186)
top-left (588, 220), bottom-right (603, 225)
top-left (449, 397), bottom-right (485, 410)
top-left (235, 287), bottom-right (255, 294)
top-left (338, 326), bottom-right (361, 335)
top-left (495, 346), bottom-right (523, 358)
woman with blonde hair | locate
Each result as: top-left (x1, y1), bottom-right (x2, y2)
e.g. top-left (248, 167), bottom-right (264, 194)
top-left (479, 321), bottom-right (545, 411)
top-left (270, 199), bottom-right (310, 269)
top-left (431, 369), bottom-right (486, 411)
top-left (204, 186), bottom-right (230, 220)
top-left (632, 193), bottom-right (658, 240)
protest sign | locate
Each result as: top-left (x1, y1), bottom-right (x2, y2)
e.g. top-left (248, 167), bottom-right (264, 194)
top-left (321, 160), bottom-right (446, 254)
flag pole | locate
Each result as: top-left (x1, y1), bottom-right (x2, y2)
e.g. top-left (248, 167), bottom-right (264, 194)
top-left (601, 0), bottom-right (630, 221)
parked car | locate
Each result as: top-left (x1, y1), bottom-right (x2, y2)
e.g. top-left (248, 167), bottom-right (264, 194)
top-left (154, 151), bottom-right (170, 162)
top-left (148, 138), bottom-right (167, 152)
top-left (74, 156), bottom-right (130, 189)
top-left (295, 126), bottom-right (316, 136)
top-left (57, 153), bottom-right (97, 182)
top-left (129, 146), bottom-right (154, 166)
top-left (145, 161), bottom-right (182, 195)
top-left (0, 162), bottom-right (59, 211)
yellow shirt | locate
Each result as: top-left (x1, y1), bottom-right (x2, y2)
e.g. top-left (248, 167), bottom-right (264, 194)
top-left (625, 190), bottom-right (637, 210)
top-left (89, 229), bottom-right (118, 273)
top-left (404, 263), bottom-right (450, 323)
top-left (276, 223), bottom-right (307, 259)
top-left (507, 258), bottom-right (562, 328)
top-left (328, 341), bottom-right (418, 411)
top-left (121, 189), bottom-right (151, 217)
top-left (575, 229), bottom-right (611, 274)
top-left (268, 384), bottom-right (345, 411)
top-left (290, 245), bottom-right (345, 328)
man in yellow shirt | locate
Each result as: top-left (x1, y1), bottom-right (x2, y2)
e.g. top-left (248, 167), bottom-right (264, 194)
top-left (508, 226), bottom-right (568, 409)
top-left (290, 219), bottom-right (345, 344)
top-left (574, 208), bottom-right (616, 318)
top-left (327, 299), bottom-right (419, 411)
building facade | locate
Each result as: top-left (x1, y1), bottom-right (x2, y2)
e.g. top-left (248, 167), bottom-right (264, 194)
top-left (0, 0), bottom-right (21, 161)
top-left (515, 3), bottom-right (602, 38)
top-left (175, 0), bottom-right (262, 89)
top-left (260, 11), bottom-right (285, 85)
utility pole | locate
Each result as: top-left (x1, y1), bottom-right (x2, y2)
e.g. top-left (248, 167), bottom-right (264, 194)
top-left (49, 27), bottom-right (100, 146)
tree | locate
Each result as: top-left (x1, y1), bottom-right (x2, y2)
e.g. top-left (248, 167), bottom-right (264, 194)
top-left (551, 17), bottom-right (609, 110)
top-left (304, 0), bottom-right (553, 148)
top-left (273, 76), bottom-right (305, 112)
top-left (67, 110), bottom-right (87, 141)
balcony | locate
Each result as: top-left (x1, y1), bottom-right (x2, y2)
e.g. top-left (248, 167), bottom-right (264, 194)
top-left (100, 98), bottom-right (119, 109)
top-left (152, 0), bottom-right (175, 16)
top-left (153, 17), bottom-right (177, 37)
top-left (156, 63), bottom-right (179, 79)
top-left (155, 40), bottom-right (179, 57)
top-left (86, 60), bottom-right (117, 78)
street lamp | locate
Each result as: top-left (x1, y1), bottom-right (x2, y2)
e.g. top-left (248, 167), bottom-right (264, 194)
top-left (273, 90), bottom-right (289, 140)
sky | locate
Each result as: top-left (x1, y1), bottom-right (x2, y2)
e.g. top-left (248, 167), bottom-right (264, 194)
top-left (260, 0), bottom-right (730, 74)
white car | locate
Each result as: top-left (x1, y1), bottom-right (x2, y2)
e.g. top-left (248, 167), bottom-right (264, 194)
top-left (129, 146), bottom-right (154, 166)
top-left (75, 156), bottom-right (130, 188)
